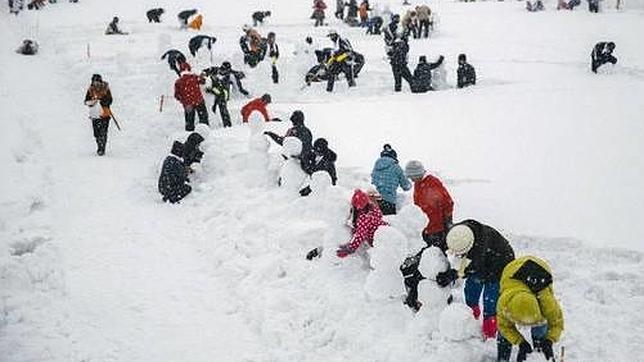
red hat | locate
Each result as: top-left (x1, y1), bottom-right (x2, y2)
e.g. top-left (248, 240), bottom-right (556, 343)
top-left (179, 62), bottom-right (191, 72)
top-left (351, 189), bottom-right (370, 210)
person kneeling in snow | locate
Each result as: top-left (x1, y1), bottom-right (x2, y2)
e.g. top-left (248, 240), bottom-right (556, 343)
top-left (105, 16), bottom-right (128, 35)
top-left (591, 41), bottom-right (617, 73)
top-left (298, 138), bottom-right (338, 196)
top-left (497, 256), bottom-right (564, 362)
top-left (158, 141), bottom-right (192, 204)
top-left (264, 110), bottom-right (313, 155)
top-left (241, 94), bottom-right (274, 123)
top-left (435, 220), bottom-right (516, 339)
top-left (336, 189), bottom-right (388, 258)
top-left (16, 39), bottom-right (38, 55)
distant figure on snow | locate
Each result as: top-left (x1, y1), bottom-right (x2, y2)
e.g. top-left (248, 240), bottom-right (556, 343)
top-left (252, 10), bottom-right (271, 26)
top-left (161, 49), bottom-right (187, 76)
top-left (84, 74), bottom-right (113, 156)
top-left (591, 41), bottom-right (617, 73)
top-left (16, 39), bottom-right (39, 55)
top-left (241, 94), bottom-right (274, 123)
top-left (526, 0), bottom-right (545, 11)
top-left (267, 32), bottom-right (280, 83)
top-left (312, 0), bottom-right (327, 27)
top-left (146, 8), bottom-right (164, 23)
top-left (105, 16), bottom-right (127, 35)
top-left (188, 35), bottom-right (217, 57)
top-left (457, 53), bottom-right (476, 88)
top-left (158, 141), bottom-right (192, 204)
top-left (177, 9), bottom-right (198, 29)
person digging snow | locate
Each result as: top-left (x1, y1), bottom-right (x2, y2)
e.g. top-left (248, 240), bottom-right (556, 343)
top-left (371, 144), bottom-right (411, 215)
top-left (264, 110), bottom-right (313, 155)
top-left (158, 141), bottom-right (192, 204)
top-left (84, 74), bottom-right (113, 156)
top-left (174, 62), bottom-right (209, 131)
top-left (161, 49), bottom-right (187, 76)
top-left (188, 35), bottom-right (217, 57)
top-left (435, 220), bottom-right (516, 339)
top-left (591, 41), bottom-right (617, 73)
top-left (105, 16), bottom-right (127, 35)
top-left (146, 8), bottom-right (164, 23)
top-left (336, 189), bottom-right (388, 258)
top-left (497, 256), bottom-right (564, 362)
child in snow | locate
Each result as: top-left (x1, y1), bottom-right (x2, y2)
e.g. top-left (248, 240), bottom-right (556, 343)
top-left (84, 74), bottom-right (113, 156)
top-left (264, 111), bottom-right (313, 155)
top-left (312, 0), bottom-right (327, 27)
top-left (411, 55), bottom-right (444, 93)
top-left (371, 144), bottom-right (411, 215)
top-left (336, 189), bottom-right (388, 258)
top-left (161, 49), bottom-right (187, 76)
top-left (203, 68), bottom-right (232, 128)
top-left (404, 160), bottom-right (454, 249)
top-left (174, 62), bottom-right (209, 131)
top-left (299, 138), bottom-right (338, 196)
top-left (241, 94), bottom-right (273, 123)
top-left (435, 220), bottom-right (516, 339)
top-left (457, 54), bottom-right (476, 88)
top-left (182, 128), bottom-right (208, 169)
top-left (158, 141), bottom-right (192, 204)
top-left (252, 11), bottom-right (271, 26)
top-left (591, 42), bottom-right (617, 73)
top-left (146, 8), bottom-right (164, 23)
top-left (105, 16), bottom-right (127, 35)
top-left (388, 35), bottom-right (413, 92)
top-left (267, 32), bottom-right (280, 84)
top-left (188, 35), bottom-right (217, 57)
top-left (16, 39), bottom-right (38, 55)
top-left (325, 30), bottom-right (361, 92)
top-left (497, 256), bottom-right (564, 362)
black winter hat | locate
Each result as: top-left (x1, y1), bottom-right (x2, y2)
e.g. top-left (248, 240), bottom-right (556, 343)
top-left (290, 110), bottom-right (305, 125)
top-left (186, 132), bottom-right (204, 146)
top-left (313, 138), bottom-right (328, 153)
top-left (380, 144), bottom-right (397, 161)
top-left (171, 141), bottom-right (184, 158)
top-left (262, 93), bottom-right (272, 103)
top-left (458, 53), bottom-right (467, 63)
top-left (91, 74), bottom-right (102, 82)
top-left (419, 56), bottom-right (427, 63)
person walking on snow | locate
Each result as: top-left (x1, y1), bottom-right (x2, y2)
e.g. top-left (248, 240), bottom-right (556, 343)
top-left (158, 141), bottom-right (192, 204)
top-left (336, 189), bottom-right (388, 257)
top-left (457, 53), bottom-right (476, 88)
top-left (161, 49), bottom-right (187, 76)
top-left (415, 5), bottom-right (432, 38)
top-left (435, 220), bottom-right (516, 339)
top-left (84, 74), bottom-right (113, 156)
top-left (174, 62), bottom-right (209, 131)
top-left (496, 256), bottom-right (564, 362)
top-left (404, 160), bottom-right (454, 249)
top-left (312, 0), bottom-right (327, 26)
top-left (240, 94), bottom-right (274, 123)
top-left (371, 144), bottom-right (411, 215)
top-left (267, 32), bottom-right (280, 84)
top-left (264, 110), bottom-right (313, 155)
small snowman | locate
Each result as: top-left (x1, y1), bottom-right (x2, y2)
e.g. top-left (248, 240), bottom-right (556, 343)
top-left (365, 226), bottom-right (408, 300)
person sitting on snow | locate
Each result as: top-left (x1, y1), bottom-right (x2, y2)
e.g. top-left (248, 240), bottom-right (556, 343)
top-left (161, 49), bottom-right (187, 76)
top-left (188, 35), bottom-right (217, 57)
top-left (457, 53), bottom-right (476, 88)
top-left (298, 138), bottom-right (338, 196)
top-left (264, 110), bottom-right (313, 155)
top-left (252, 10), bottom-right (272, 26)
top-left (16, 39), bottom-right (39, 55)
top-left (241, 94), bottom-right (274, 123)
top-left (496, 256), bottom-right (564, 362)
top-left (146, 8), bottom-right (164, 23)
top-left (158, 141), bottom-right (192, 204)
top-left (371, 144), bottom-right (411, 215)
top-left (591, 41), bottom-right (617, 73)
top-left (435, 220), bottom-right (516, 339)
top-left (105, 16), bottom-right (127, 35)
top-left (336, 189), bottom-right (388, 258)
top-left (411, 55), bottom-right (444, 93)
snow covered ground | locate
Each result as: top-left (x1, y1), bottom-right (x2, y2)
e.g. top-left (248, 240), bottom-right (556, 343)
top-left (1, 0), bottom-right (644, 361)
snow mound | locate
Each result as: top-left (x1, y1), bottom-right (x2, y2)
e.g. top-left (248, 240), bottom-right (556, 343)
top-left (438, 303), bottom-right (480, 342)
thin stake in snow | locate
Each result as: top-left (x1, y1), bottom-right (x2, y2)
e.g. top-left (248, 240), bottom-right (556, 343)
top-left (159, 95), bottom-right (165, 113)
top-left (560, 346), bottom-right (565, 362)
top-left (86, 43), bottom-right (90, 60)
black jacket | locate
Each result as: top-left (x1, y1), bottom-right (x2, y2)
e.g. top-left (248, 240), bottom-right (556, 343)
top-left (457, 63), bottom-right (476, 88)
top-left (388, 40), bottom-right (409, 66)
top-left (459, 219), bottom-right (515, 283)
top-left (183, 133), bottom-right (205, 167)
top-left (158, 155), bottom-right (189, 197)
top-left (189, 35), bottom-right (216, 56)
top-left (178, 9), bottom-right (198, 21)
top-left (301, 148), bottom-right (338, 185)
top-left (266, 124), bottom-right (313, 155)
top-left (411, 56), bottom-right (444, 93)
top-left (161, 49), bottom-right (187, 66)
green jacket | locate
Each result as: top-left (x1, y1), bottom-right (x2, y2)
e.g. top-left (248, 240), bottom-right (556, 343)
top-left (497, 256), bottom-right (564, 345)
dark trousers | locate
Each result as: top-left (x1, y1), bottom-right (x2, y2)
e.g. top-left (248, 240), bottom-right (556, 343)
top-left (271, 64), bottom-right (279, 84)
top-left (162, 184), bottom-right (192, 204)
top-left (91, 117), bottom-right (110, 154)
top-left (184, 102), bottom-right (209, 131)
top-left (497, 325), bottom-right (548, 362)
top-left (419, 19), bottom-right (431, 38)
top-left (377, 199), bottom-right (397, 215)
top-left (464, 275), bottom-right (500, 319)
top-left (592, 54), bottom-right (617, 73)
top-left (391, 63), bottom-right (414, 92)
top-left (326, 61), bottom-right (355, 92)
top-left (212, 96), bottom-right (231, 128)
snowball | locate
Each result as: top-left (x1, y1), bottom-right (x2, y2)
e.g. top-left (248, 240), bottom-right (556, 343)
top-left (438, 303), bottom-right (480, 342)
top-left (281, 137), bottom-right (302, 157)
top-left (417, 246), bottom-right (449, 279)
top-left (310, 171), bottom-right (332, 195)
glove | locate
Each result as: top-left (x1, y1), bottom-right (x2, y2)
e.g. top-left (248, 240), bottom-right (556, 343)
top-left (435, 268), bottom-right (458, 287)
top-left (299, 186), bottom-right (312, 196)
top-left (469, 304), bottom-right (481, 320)
top-left (336, 243), bottom-right (354, 258)
top-left (517, 341), bottom-right (533, 362)
top-left (482, 316), bottom-right (497, 339)
top-left (264, 131), bottom-right (276, 137)
top-left (533, 338), bottom-right (554, 360)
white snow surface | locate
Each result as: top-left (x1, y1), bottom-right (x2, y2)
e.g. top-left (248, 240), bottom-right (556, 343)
top-left (2, 0), bottom-right (644, 361)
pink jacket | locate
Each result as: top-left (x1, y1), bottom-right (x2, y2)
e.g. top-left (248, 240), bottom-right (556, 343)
top-left (346, 204), bottom-right (387, 252)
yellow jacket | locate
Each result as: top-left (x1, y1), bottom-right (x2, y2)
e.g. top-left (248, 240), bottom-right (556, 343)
top-left (497, 256), bottom-right (564, 345)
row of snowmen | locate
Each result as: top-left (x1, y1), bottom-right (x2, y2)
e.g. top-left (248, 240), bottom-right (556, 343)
top-left (243, 113), bottom-right (484, 354)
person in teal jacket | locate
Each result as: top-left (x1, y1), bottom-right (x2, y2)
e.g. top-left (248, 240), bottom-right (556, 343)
top-left (371, 144), bottom-right (411, 215)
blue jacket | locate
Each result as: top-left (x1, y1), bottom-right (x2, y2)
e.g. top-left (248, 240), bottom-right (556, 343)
top-left (371, 156), bottom-right (411, 204)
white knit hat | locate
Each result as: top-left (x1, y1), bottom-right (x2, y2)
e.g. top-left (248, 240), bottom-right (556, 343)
top-left (446, 224), bottom-right (475, 255)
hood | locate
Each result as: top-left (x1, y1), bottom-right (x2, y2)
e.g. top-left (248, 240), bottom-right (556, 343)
top-left (374, 156), bottom-right (398, 171)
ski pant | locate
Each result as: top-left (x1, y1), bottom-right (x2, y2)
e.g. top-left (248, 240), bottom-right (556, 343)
top-left (497, 325), bottom-right (548, 362)
top-left (272, 64), bottom-right (279, 84)
top-left (212, 96), bottom-right (231, 128)
top-left (419, 19), bottom-right (431, 38)
top-left (161, 184), bottom-right (192, 204)
top-left (326, 61), bottom-right (355, 92)
top-left (377, 199), bottom-right (397, 216)
top-left (184, 102), bottom-right (209, 131)
top-left (91, 117), bottom-right (110, 153)
top-left (391, 63), bottom-right (414, 92)
top-left (464, 275), bottom-right (500, 319)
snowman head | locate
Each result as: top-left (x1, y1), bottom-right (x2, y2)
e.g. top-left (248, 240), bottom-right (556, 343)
top-left (248, 113), bottom-right (265, 135)
top-left (281, 137), bottom-right (302, 158)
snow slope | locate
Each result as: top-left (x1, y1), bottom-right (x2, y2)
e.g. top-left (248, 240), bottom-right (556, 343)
top-left (1, 0), bottom-right (644, 361)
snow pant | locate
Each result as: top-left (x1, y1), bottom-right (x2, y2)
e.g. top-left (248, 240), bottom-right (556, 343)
top-left (592, 54), bottom-right (617, 73)
top-left (326, 60), bottom-right (355, 92)
top-left (377, 199), bottom-right (397, 215)
top-left (366, 17), bottom-right (383, 34)
top-left (391, 63), bottom-right (414, 92)
top-left (422, 230), bottom-right (447, 252)
top-left (314, 13), bottom-right (325, 26)
top-left (464, 275), bottom-right (500, 319)
top-left (212, 96), bottom-right (231, 128)
top-left (272, 64), bottom-right (279, 84)
top-left (335, 8), bottom-right (343, 19)
top-left (91, 117), bottom-right (110, 154)
top-left (161, 184), bottom-right (192, 204)
top-left (419, 19), bottom-right (431, 38)
top-left (184, 102), bottom-right (209, 131)
top-left (588, 0), bottom-right (599, 12)
top-left (497, 324), bottom-right (548, 362)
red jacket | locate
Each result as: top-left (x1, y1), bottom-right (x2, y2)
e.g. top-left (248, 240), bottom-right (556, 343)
top-left (346, 204), bottom-right (387, 252)
top-left (413, 175), bottom-right (454, 235)
top-left (241, 98), bottom-right (269, 122)
top-left (174, 73), bottom-right (204, 107)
